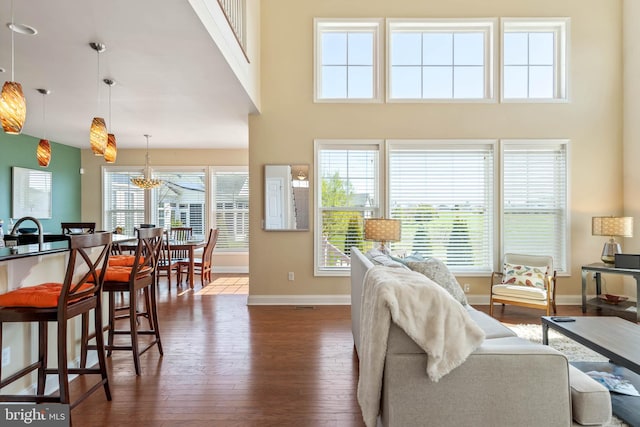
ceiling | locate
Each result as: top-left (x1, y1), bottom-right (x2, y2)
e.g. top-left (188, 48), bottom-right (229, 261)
top-left (0, 0), bottom-right (256, 149)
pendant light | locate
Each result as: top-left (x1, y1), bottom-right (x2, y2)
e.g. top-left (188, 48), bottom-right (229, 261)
top-left (130, 135), bottom-right (162, 189)
top-left (36, 88), bottom-right (51, 167)
top-left (89, 42), bottom-right (107, 155)
top-left (0, 0), bottom-right (29, 134)
top-left (103, 78), bottom-right (117, 163)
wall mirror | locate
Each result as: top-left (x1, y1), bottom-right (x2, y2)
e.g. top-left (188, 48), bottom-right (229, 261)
top-left (264, 164), bottom-right (309, 231)
top-left (12, 166), bottom-right (52, 219)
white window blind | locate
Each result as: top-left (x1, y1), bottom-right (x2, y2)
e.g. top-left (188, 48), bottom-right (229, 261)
top-left (151, 170), bottom-right (206, 239)
top-left (103, 169), bottom-right (145, 235)
top-left (502, 141), bottom-right (568, 272)
top-left (388, 142), bottom-right (495, 272)
top-left (316, 143), bottom-right (380, 274)
top-left (212, 169), bottom-right (249, 252)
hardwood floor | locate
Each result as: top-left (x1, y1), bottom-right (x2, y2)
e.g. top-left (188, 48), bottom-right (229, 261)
top-left (69, 278), bottom-right (606, 426)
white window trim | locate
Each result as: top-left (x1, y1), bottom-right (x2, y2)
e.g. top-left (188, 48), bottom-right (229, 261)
top-left (500, 18), bottom-right (571, 103)
top-left (102, 165), bottom-right (147, 229)
top-left (314, 139), bottom-right (384, 276)
top-left (210, 165), bottom-right (249, 253)
top-left (314, 18), bottom-right (383, 103)
top-left (499, 139), bottom-right (571, 274)
top-left (386, 18), bottom-right (497, 103)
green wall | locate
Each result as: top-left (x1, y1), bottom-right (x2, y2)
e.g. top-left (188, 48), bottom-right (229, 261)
top-left (0, 132), bottom-right (81, 233)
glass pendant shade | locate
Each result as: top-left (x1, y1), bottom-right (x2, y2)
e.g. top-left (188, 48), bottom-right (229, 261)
top-left (104, 133), bottom-right (117, 163)
top-left (90, 117), bottom-right (108, 155)
top-left (36, 139), bottom-right (51, 167)
top-left (0, 81), bottom-right (26, 134)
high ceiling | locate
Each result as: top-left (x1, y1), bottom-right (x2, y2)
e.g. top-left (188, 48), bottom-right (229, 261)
top-left (0, 0), bottom-right (255, 149)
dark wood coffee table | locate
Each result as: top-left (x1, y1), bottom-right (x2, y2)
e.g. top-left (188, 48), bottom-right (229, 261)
top-left (541, 316), bottom-right (640, 426)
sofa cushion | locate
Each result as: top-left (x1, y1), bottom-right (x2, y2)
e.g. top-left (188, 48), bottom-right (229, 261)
top-left (465, 306), bottom-right (517, 339)
top-left (492, 284), bottom-right (547, 301)
top-left (365, 248), bottom-right (409, 269)
top-left (405, 258), bottom-right (468, 305)
top-left (569, 365), bottom-right (612, 425)
top-left (502, 262), bottom-right (548, 289)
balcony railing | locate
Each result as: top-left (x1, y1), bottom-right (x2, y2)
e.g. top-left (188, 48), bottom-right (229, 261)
top-left (217, 0), bottom-right (248, 60)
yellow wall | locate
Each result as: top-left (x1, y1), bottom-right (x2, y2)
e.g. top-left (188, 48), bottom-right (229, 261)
top-left (249, 0), bottom-right (624, 301)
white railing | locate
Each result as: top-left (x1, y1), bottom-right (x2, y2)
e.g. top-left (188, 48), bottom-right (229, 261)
top-left (217, 0), bottom-right (247, 58)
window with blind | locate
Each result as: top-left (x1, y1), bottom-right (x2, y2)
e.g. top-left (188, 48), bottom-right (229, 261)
top-left (211, 168), bottom-right (249, 252)
top-left (315, 141), bottom-right (381, 275)
top-left (502, 18), bottom-right (569, 101)
top-left (502, 141), bottom-right (568, 272)
top-left (387, 19), bottom-right (495, 101)
top-left (151, 170), bottom-right (206, 239)
top-left (388, 141), bottom-right (495, 272)
top-left (103, 168), bottom-right (145, 235)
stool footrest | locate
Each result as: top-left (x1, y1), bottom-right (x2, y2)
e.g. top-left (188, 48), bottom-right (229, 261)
top-left (0, 361), bottom-right (41, 389)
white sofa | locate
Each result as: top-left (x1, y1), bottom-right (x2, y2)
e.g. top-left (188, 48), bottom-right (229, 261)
top-left (350, 247), bottom-right (612, 427)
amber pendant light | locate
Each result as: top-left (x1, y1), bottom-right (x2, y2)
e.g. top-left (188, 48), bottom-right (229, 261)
top-left (0, 1), bottom-right (28, 134)
top-left (89, 42), bottom-right (107, 155)
top-left (36, 88), bottom-right (51, 167)
top-left (103, 78), bottom-right (117, 163)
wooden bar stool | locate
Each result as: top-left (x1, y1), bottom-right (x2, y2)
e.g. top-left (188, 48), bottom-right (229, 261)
top-left (83, 227), bottom-right (163, 375)
top-left (0, 232), bottom-right (112, 408)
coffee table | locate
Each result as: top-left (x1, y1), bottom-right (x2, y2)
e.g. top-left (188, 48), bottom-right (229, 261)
top-left (541, 316), bottom-right (640, 426)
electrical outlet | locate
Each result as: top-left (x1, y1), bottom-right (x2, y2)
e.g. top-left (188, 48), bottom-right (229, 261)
top-left (2, 347), bottom-right (10, 367)
top-left (463, 284), bottom-right (470, 293)
top-left (288, 272), bottom-right (295, 281)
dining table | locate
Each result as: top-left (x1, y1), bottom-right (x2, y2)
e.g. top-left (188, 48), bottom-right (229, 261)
top-left (116, 235), bottom-right (205, 290)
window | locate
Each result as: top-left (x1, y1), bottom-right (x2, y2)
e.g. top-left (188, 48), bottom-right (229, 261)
top-left (388, 141), bottom-right (495, 272)
top-left (211, 167), bottom-right (249, 252)
top-left (103, 168), bottom-right (145, 235)
top-left (502, 140), bottom-right (569, 272)
top-left (151, 169), bottom-right (207, 239)
top-left (315, 141), bottom-right (381, 275)
top-left (388, 19), bottom-right (495, 101)
top-left (314, 19), bottom-right (382, 102)
top-left (502, 18), bottom-right (569, 101)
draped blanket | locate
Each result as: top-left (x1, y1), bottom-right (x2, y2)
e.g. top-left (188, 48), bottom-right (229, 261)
top-left (357, 266), bottom-right (485, 427)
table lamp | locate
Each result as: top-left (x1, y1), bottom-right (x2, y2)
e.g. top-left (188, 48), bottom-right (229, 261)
top-left (592, 216), bottom-right (633, 264)
top-left (364, 218), bottom-right (401, 254)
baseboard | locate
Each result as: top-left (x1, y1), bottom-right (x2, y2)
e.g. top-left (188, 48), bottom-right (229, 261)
top-left (247, 294), bottom-right (351, 306)
top-left (212, 266), bottom-right (248, 274)
top-left (465, 294), bottom-right (598, 306)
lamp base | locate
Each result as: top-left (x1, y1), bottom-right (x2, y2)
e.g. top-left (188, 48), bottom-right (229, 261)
top-left (601, 238), bottom-right (621, 264)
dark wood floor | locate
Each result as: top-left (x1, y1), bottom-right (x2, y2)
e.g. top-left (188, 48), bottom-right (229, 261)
top-left (69, 278), bottom-right (607, 426)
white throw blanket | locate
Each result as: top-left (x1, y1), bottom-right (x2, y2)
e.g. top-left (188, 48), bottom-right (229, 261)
top-left (357, 266), bottom-right (485, 427)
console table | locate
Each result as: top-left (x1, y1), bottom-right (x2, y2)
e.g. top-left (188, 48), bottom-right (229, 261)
top-left (581, 263), bottom-right (640, 323)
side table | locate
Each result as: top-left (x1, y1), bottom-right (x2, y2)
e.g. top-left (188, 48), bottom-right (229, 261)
top-left (581, 263), bottom-right (640, 323)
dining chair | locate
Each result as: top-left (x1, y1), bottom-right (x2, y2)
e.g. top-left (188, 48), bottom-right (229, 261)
top-left (82, 227), bottom-right (164, 375)
top-left (169, 226), bottom-right (193, 261)
top-left (61, 222), bottom-right (96, 234)
top-left (0, 232), bottom-right (112, 408)
top-left (157, 230), bottom-right (180, 287)
top-left (177, 228), bottom-right (219, 287)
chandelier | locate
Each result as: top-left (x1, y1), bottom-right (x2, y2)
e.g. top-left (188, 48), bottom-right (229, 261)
top-left (130, 134), bottom-right (162, 189)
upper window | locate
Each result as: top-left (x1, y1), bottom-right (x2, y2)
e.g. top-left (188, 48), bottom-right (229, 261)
top-left (314, 19), bottom-right (382, 102)
top-left (314, 140), bottom-right (382, 275)
top-left (388, 141), bottom-right (496, 272)
top-left (387, 19), bottom-right (495, 101)
top-left (502, 18), bottom-right (570, 101)
top-left (501, 140), bottom-right (569, 272)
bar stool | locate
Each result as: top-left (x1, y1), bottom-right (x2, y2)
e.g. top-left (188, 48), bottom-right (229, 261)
top-left (82, 227), bottom-right (163, 375)
top-left (0, 232), bottom-right (112, 408)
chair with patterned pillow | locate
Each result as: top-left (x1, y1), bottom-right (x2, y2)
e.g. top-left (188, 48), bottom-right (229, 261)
top-left (0, 232), bottom-right (112, 408)
top-left (489, 253), bottom-right (557, 317)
